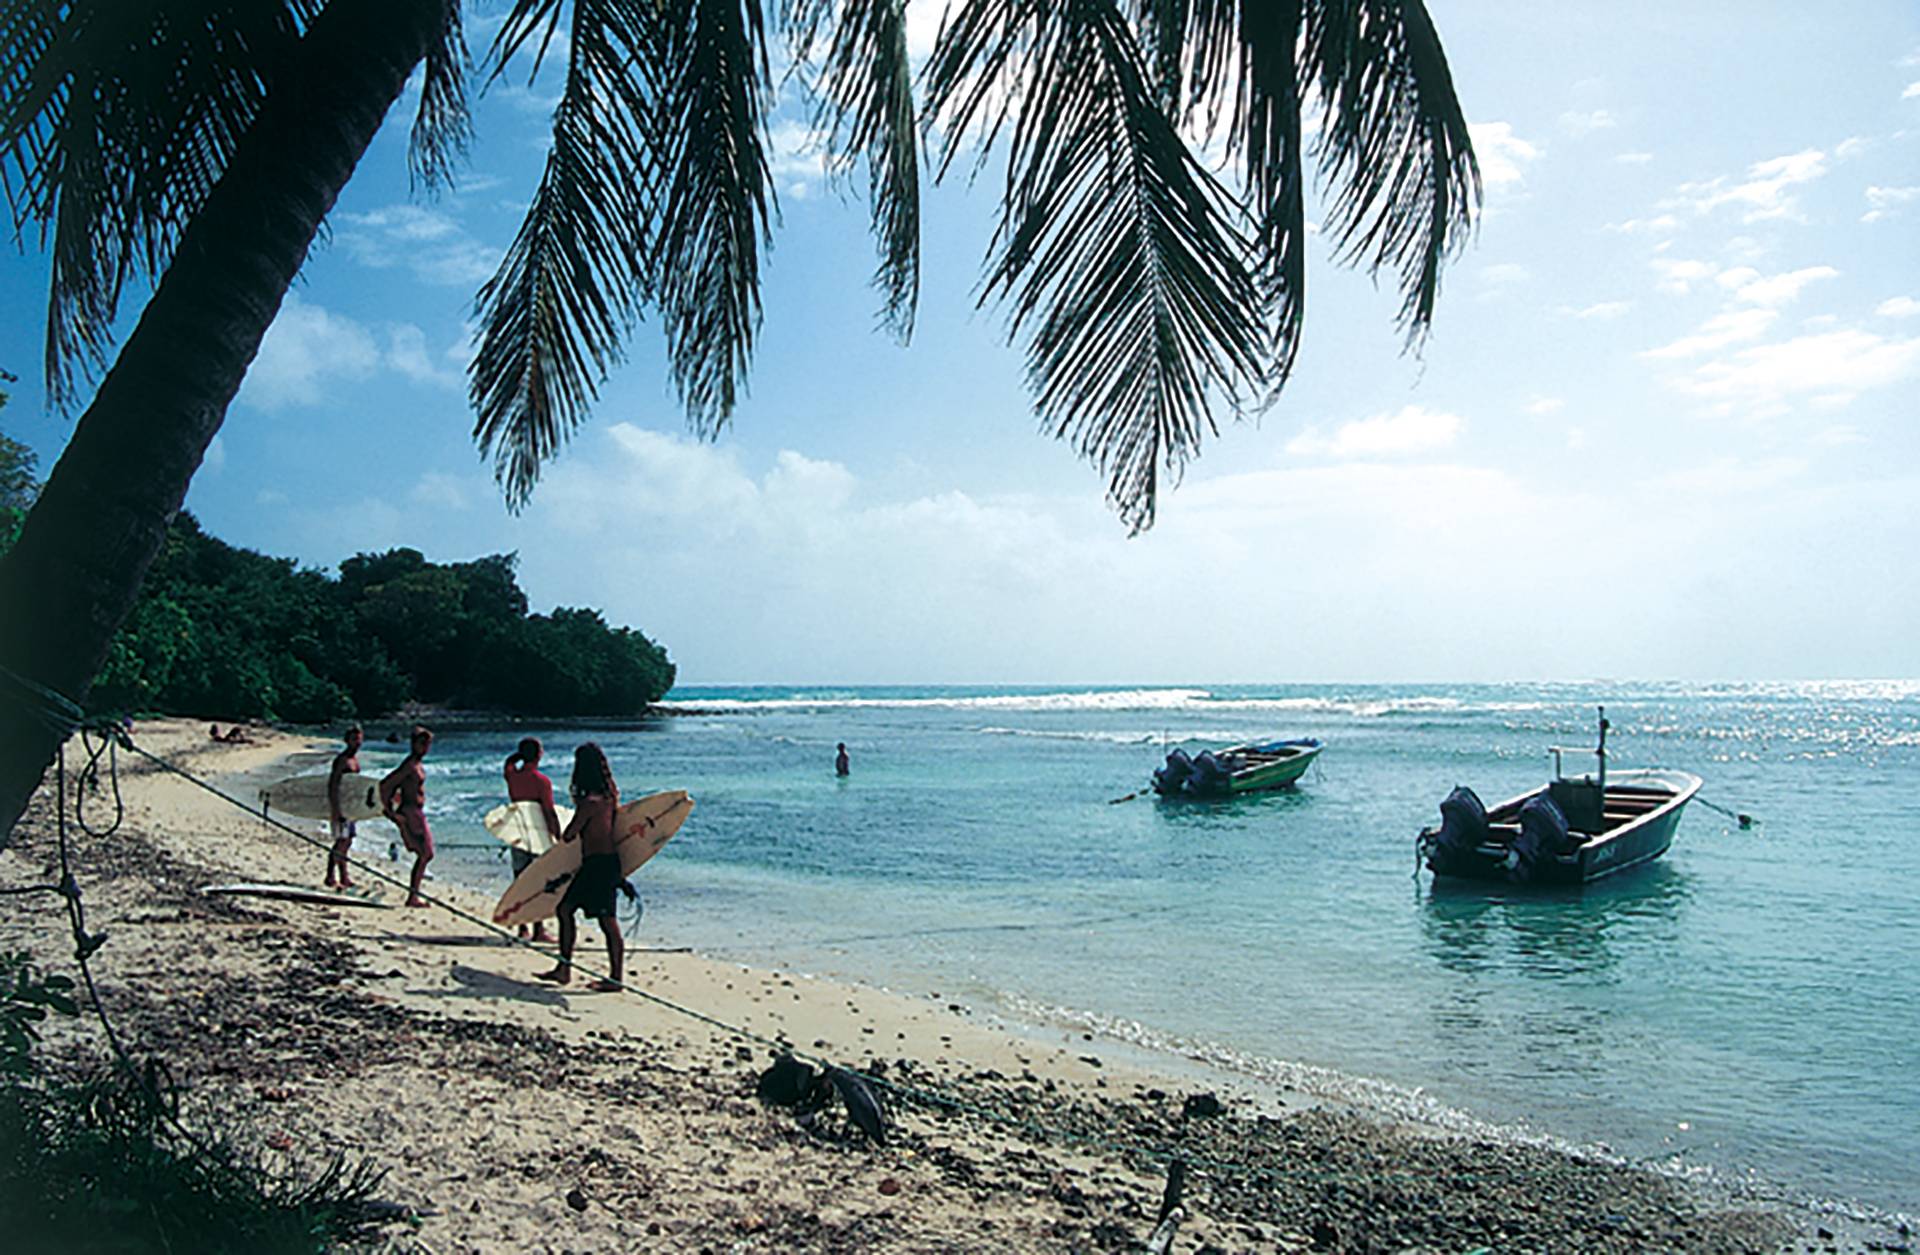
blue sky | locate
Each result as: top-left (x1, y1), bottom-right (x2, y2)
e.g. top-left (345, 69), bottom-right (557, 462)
top-left (4, 2), bottom-right (1919, 684)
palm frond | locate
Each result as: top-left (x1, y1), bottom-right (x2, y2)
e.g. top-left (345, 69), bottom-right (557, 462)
top-left (653, 0), bottom-right (776, 433)
top-left (802, 0), bottom-right (920, 340)
top-left (472, 0), bottom-right (661, 507)
top-left (0, 1), bottom-right (326, 409)
top-left (410, 0), bottom-right (471, 191)
top-left (1304, 0), bottom-right (1478, 342)
top-left (927, 0), bottom-right (1267, 533)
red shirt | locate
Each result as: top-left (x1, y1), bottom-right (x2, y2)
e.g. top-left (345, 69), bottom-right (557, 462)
top-left (505, 762), bottom-right (555, 809)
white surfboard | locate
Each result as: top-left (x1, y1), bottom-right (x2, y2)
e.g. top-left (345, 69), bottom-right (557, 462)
top-left (493, 790), bottom-right (692, 926)
top-left (259, 771), bottom-right (383, 822)
top-left (482, 799), bottom-right (575, 855)
top-left (201, 882), bottom-right (390, 909)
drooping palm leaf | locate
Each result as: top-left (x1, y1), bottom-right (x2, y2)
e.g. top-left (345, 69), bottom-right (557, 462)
top-left (1, 1), bottom-right (467, 410)
top-left (653, 0), bottom-right (776, 432)
top-left (1304, 0), bottom-right (1477, 341)
top-left (790, 0), bottom-right (921, 340)
top-left (926, 0), bottom-right (1267, 532)
top-left (412, 0), bottom-right (473, 191)
top-left (472, 0), bottom-right (661, 506)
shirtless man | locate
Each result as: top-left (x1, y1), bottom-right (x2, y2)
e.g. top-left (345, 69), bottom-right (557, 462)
top-left (503, 738), bottom-right (562, 943)
top-left (538, 742), bottom-right (626, 992)
top-left (379, 725), bottom-right (435, 907)
top-left (324, 724), bottom-right (364, 888)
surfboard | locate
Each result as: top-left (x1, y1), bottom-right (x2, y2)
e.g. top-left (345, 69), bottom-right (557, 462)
top-left (201, 882), bottom-right (390, 909)
top-left (258, 771), bottom-right (383, 821)
top-left (492, 790), bottom-right (693, 926)
top-left (482, 799), bottom-right (576, 855)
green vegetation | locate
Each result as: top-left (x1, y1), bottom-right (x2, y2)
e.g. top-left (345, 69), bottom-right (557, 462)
top-left (0, 952), bottom-right (397, 1253)
top-left (72, 514), bottom-right (674, 723)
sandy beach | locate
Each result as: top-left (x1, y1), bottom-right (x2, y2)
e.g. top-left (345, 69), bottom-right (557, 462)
top-left (0, 720), bottom-right (1863, 1252)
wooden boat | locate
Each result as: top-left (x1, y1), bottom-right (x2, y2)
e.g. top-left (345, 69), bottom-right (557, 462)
top-left (1418, 710), bottom-right (1701, 885)
top-left (1152, 738), bottom-right (1322, 797)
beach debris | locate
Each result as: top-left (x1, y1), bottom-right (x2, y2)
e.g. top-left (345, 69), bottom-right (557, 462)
top-left (878, 1177), bottom-right (902, 1196)
top-left (566, 1187), bottom-right (589, 1212)
top-left (826, 1065), bottom-right (888, 1145)
top-left (1182, 1091), bottom-right (1223, 1120)
top-left (1145, 1159), bottom-right (1186, 1255)
top-left (754, 1053), bottom-right (889, 1145)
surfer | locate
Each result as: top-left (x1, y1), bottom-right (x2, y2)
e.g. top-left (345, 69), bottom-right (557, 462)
top-left (379, 725), bottom-right (435, 907)
top-left (835, 743), bottom-right (850, 776)
top-left (503, 738), bottom-right (562, 943)
top-left (537, 742), bottom-right (627, 992)
top-left (325, 724), bottom-right (364, 888)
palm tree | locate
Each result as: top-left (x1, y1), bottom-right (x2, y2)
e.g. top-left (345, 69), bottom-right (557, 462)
top-left (0, 0), bottom-right (1477, 842)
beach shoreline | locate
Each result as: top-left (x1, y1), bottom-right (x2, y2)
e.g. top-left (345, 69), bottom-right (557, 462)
top-left (0, 719), bottom-right (1875, 1251)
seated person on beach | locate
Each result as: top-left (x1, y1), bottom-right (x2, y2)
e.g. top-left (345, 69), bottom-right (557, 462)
top-left (325, 724), bottom-right (364, 889)
top-left (223, 724), bottom-right (252, 743)
top-left (379, 725), bottom-right (435, 908)
top-left (538, 743), bottom-right (628, 992)
top-left (503, 737), bottom-right (563, 943)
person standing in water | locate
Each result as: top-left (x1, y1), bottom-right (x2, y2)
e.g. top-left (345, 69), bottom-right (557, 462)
top-left (538, 742), bottom-right (627, 992)
top-left (503, 737), bottom-right (562, 943)
top-left (835, 742), bottom-right (850, 776)
top-left (324, 724), bottom-right (364, 888)
top-left (380, 725), bottom-right (435, 907)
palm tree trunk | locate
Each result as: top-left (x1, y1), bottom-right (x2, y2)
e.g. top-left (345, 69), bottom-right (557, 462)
top-left (0, 0), bottom-right (447, 844)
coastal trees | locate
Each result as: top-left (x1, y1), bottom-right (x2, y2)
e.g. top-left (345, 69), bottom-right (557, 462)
top-left (0, 0), bottom-right (1478, 841)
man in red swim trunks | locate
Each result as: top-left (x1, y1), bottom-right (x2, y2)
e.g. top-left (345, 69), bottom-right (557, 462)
top-left (503, 737), bottom-right (562, 943)
top-left (380, 725), bottom-right (435, 907)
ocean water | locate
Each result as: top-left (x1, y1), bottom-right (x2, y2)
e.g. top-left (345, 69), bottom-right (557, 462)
top-left (381, 682), bottom-right (1919, 1217)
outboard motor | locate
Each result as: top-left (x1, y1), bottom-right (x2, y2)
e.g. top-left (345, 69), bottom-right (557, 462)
top-left (1186, 751), bottom-right (1233, 796)
top-left (1511, 792), bottom-right (1571, 882)
top-left (1432, 785), bottom-right (1489, 862)
top-left (1152, 748), bottom-right (1194, 795)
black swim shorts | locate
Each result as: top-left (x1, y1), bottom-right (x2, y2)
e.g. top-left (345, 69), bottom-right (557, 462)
top-left (561, 852), bottom-right (621, 920)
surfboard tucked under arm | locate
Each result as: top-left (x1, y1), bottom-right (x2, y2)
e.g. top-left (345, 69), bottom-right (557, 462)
top-left (492, 791), bottom-right (692, 925)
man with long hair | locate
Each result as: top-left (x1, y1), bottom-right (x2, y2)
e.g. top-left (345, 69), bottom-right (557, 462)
top-left (538, 742), bottom-right (626, 992)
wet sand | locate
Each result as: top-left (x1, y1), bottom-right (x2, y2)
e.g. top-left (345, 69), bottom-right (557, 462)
top-left (0, 720), bottom-right (1860, 1252)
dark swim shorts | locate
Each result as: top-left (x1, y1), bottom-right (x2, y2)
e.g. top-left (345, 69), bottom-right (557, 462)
top-left (561, 852), bottom-right (621, 920)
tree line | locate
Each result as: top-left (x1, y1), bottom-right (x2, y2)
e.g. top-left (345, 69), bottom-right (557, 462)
top-left (0, 469), bottom-right (673, 723)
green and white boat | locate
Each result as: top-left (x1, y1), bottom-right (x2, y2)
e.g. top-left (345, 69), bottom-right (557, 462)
top-left (1151, 738), bottom-right (1323, 797)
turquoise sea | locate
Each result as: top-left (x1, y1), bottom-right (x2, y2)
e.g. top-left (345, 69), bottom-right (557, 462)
top-left (379, 682), bottom-right (1918, 1219)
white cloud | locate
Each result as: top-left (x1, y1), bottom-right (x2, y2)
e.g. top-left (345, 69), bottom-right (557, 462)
top-left (238, 298), bottom-right (458, 410)
top-left (1668, 148), bottom-right (1828, 222)
top-left (1903, 82), bottom-right (1920, 99)
top-left (337, 205), bottom-right (500, 285)
top-left (1641, 309), bottom-right (1779, 360)
top-left (1567, 300), bottom-right (1631, 320)
top-left (1811, 425), bottom-right (1866, 447)
top-left (1607, 212), bottom-right (1680, 234)
top-left (1286, 406), bottom-right (1464, 460)
top-left (1525, 396), bottom-right (1565, 416)
top-left (1877, 296), bottom-right (1920, 318)
top-left (1723, 265), bottom-right (1840, 307)
top-left (241, 297), bottom-right (382, 409)
top-left (1650, 257), bottom-right (1715, 294)
top-left (1560, 109), bottom-right (1616, 135)
top-left (766, 119), bottom-right (829, 198)
top-left (1480, 262), bottom-right (1530, 287)
top-left (1861, 184), bottom-right (1920, 223)
top-left (1674, 328), bottom-right (1920, 408)
top-left (1565, 425), bottom-right (1589, 450)
top-left (1649, 456), bottom-right (1807, 496)
top-left (1468, 121), bottom-right (1540, 190)
top-left (1615, 151), bottom-right (1654, 165)
top-left (409, 472), bottom-right (473, 511)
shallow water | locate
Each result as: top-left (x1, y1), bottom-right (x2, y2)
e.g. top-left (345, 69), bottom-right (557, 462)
top-left (386, 681), bottom-right (1920, 1216)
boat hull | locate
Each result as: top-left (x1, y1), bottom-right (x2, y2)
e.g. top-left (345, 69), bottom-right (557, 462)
top-left (1422, 769), bottom-right (1701, 886)
top-left (1152, 739), bottom-right (1322, 798)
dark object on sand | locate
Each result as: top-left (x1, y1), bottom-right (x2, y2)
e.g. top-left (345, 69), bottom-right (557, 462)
top-left (1182, 1092), bottom-right (1222, 1119)
top-left (825, 1065), bottom-right (887, 1145)
top-left (755, 1054), bottom-right (888, 1144)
